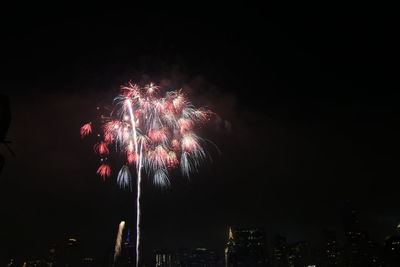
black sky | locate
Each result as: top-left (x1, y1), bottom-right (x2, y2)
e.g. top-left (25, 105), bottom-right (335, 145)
top-left (0, 7), bottom-right (399, 265)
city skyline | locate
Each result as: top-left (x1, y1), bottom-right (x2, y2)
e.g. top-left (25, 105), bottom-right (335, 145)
top-left (6, 212), bottom-right (400, 266)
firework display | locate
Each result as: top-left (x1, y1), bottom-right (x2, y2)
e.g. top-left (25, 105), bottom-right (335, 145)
top-left (81, 82), bottom-right (214, 266)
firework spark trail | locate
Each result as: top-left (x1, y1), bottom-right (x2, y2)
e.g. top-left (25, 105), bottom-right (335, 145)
top-left (126, 99), bottom-right (142, 267)
top-left (126, 99), bottom-right (139, 160)
top-left (113, 221), bottom-right (126, 264)
top-left (136, 142), bottom-right (143, 267)
top-left (81, 82), bottom-right (214, 267)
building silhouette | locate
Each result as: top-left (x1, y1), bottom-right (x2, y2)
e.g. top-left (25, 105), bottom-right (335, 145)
top-left (342, 205), bottom-right (383, 267)
top-left (155, 248), bottom-right (218, 267)
top-left (9, 214), bottom-right (400, 267)
top-left (115, 229), bottom-right (135, 267)
top-left (59, 238), bottom-right (82, 267)
top-left (81, 257), bottom-right (94, 267)
top-left (287, 241), bottom-right (308, 267)
top-left (321, 230), bottom-right (342, 266)
top-left (271, 235), bottom-right (288, 267)
top-left (270, 236), bottom-right (313, 267)
top-left (155, 250), bottom-right (172, 267)
top-left (384, 230), bottom-right (400, 267)
top-left (225, 227), bottom-right (268, 266)
top-left (46, 245), bottom-right (57, 267)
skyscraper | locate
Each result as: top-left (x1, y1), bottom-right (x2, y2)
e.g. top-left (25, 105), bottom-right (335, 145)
top-left (287, 241), bottom-right (308, 267)
top-left (342, 204), bottom-right (383, 267)
top-left (155, 250), bottom-right (172, 267)
top-left (322, 230), bottom-right (341, 266)
top-left (271, 235), bottom-right (288, 267)
top-left (59, 238), bottom-right (82, 267)
top-left (384, 224), bottom-right (400, 267)
top-left (46, 245), bottom-right (57, 267)
top-left (225, 227), bottom-right (268, 266)
top-left (115, 228), bottom-right (135, 267)
top-left (225, 228), bottom-right (236, 267)
top-left (82, 257), bottom-right (94, 267)
top-left (155, 248), bottom-right (218, 267)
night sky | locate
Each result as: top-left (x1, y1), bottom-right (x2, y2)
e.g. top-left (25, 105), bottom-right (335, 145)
top-left (1, 7), bottom-right (399, 265)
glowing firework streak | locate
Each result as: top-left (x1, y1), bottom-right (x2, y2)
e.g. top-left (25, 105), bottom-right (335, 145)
top-left (136, 143), bottom-right (143, 267)
top-left (126, 99), bottom-right (142, 267)
top-left (113, 221), bottom-right (126, 263)
top-left (126, 99), bottom-right (139, 158)
top-left (81, 82), bottom-right (214, 267)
